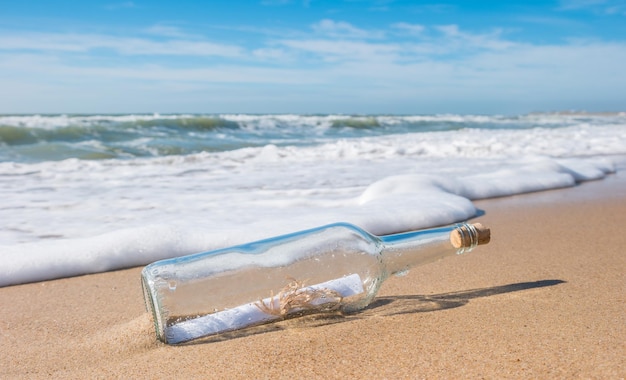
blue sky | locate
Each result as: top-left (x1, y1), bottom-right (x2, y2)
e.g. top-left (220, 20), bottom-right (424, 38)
top-left (1, 0), bottom-right (625, 114)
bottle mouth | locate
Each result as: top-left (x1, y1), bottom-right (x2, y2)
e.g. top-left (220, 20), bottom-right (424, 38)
top-left (451, 223), bottom-right (490, 254)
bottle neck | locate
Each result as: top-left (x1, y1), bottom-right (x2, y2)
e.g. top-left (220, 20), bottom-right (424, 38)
top-left (379, 223), bottom-right (481, 276)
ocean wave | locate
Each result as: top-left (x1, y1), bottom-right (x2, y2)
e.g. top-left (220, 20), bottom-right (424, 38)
top-left (2, 113), bottom-right (625, 163)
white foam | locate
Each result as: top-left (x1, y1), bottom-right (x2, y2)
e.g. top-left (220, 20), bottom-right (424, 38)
top-left (0, 113), bottom-right (195, 129)
top-left (0, 116), bottom-right (624, 287)
top-left (3, 112), bottom-right (625, 131)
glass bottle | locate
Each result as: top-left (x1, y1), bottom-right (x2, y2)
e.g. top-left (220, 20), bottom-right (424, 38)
top-left (141, 222), bottom-right (490, 344)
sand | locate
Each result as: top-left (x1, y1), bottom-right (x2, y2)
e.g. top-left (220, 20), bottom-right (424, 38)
top-left (1, 173), bottom-right (625, 379)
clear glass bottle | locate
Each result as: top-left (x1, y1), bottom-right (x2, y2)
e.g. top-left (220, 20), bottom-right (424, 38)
top-left (141, 222), bottom-right (490, 344)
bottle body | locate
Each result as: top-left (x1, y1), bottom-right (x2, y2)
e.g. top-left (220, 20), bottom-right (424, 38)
top-left (141, 222), bottom-right (488, 344)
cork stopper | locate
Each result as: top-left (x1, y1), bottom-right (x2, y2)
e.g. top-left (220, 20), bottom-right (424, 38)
top-left (450, 223), bottom-right (491, 249)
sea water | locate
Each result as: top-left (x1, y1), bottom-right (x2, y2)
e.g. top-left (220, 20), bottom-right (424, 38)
top-left (1, 113), bottom-right (625, 286)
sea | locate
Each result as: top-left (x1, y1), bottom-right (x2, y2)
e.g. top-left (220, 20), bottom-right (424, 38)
top-left (2, 113), bottom-right (625, 287)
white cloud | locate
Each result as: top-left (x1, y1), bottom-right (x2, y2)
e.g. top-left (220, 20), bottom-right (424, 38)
top-left (122, 39), bottom-right (243, 57)
top-left (251, 47), bottom-right (294, 61)
top-left (311, 19), bottom-right (384, 39)
top-left (144, 25), bottom-right (192, 38)
top-left (275, 24), bottom-right (517, 64)
top-left (9, 37), bottom-right (621, 93)
top-left (0, 52), bottom-right (324, 85)
top-left (276, 38), bottom-right (399, 63)
top-left (0, 33), bottom-right (244, 58)
top-left (391, 22), bottom-right (426, 35)
top-left (1, 21), bottom-right (625, 113)
top-left (431, 25), bottom-right (515, 51)
top-left (435, 24), bottom-right (460, 37)
top-left (0, 23), bottom-right (517, 64)
top-left (0, 34), bottom-right (87, 52)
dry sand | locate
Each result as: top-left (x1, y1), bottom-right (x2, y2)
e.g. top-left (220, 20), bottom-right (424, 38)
top-left (1, 173), bottom-right (625, 379)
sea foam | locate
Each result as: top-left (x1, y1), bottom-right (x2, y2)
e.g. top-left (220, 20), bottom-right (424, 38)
top-left (0, 114), bottom-right (624, 286)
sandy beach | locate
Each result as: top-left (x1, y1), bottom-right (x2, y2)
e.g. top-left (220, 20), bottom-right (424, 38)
top-left (1, 172), bottom-right (625, 379)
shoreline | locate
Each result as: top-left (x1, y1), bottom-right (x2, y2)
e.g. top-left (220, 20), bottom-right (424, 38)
top-left (1, 173), bottom-right (625, 378)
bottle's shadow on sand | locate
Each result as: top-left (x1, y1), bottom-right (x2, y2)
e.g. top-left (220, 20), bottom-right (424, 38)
top-left (185, 279), bottom-right (565, 345)
top-left (364, 279), bottom-right (565, 316)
